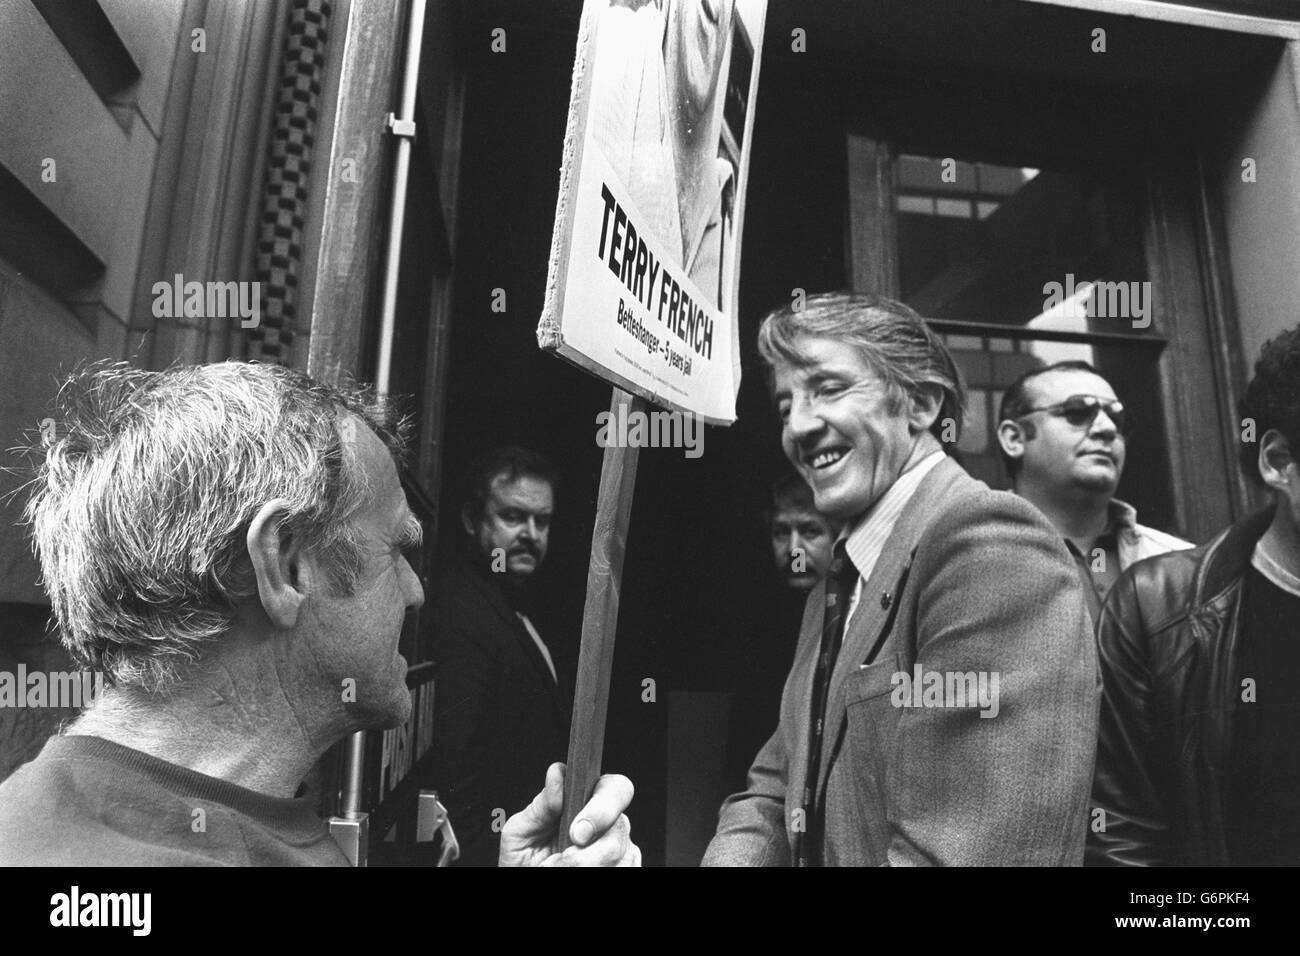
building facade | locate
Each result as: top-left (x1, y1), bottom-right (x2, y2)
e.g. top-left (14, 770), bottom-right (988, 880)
top-left (3, 0), bottom-right (1299, 863)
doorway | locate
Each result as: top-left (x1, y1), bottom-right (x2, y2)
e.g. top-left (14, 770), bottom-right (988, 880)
top-left (407, 0), bottom-right (1282, 865)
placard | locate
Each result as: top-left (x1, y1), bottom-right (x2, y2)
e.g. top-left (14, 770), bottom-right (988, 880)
top-left (538, 0), bottom-right (767, 424)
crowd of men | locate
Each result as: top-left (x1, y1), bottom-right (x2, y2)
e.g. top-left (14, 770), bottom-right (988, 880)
top-left (0, 290), bottom-right (1296, 867)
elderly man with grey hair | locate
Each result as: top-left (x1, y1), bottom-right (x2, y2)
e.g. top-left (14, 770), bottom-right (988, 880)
top-left (0, 361), bottom-right (638, 866)
top-left (704, 292), bottom-right (1099, 866)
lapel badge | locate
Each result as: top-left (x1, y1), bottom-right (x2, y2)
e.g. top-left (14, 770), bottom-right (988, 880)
top-left (880, 591), bottom-right (892, 610)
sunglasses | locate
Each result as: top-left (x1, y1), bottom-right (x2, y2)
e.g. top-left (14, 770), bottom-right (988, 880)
top-left (1021, 394), bottom-right (1131, 435)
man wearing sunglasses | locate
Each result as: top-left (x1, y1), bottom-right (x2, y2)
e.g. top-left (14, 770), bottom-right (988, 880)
top-left (997, 360), bottom-right (1191, 618)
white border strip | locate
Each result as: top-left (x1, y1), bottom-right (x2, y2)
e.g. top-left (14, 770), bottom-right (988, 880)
top-left (1017, 0), bottom-right (1300, 39)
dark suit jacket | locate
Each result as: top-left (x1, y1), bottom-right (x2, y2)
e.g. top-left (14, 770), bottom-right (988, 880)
top-left (703, 457), bottom-right (1099, 866)
top-left (428, 556), bottom-right (570, 865)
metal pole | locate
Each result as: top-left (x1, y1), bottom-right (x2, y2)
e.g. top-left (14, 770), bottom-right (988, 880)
top-left (340, 729), bottom-right (366, 817)
top-left (374, 0), bottom-right (427, 398)
top-left (339, 0), bottom-right (426, 823)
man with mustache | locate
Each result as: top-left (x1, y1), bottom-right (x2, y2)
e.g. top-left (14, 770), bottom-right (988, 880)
top-left (996, 361), bottom-right (1192, 620)
top-left (428, 446), bottom-right (571, 865)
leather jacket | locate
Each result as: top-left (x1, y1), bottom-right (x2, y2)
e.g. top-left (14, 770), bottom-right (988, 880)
top-left (1086, 507), bottom-right (1274, 866)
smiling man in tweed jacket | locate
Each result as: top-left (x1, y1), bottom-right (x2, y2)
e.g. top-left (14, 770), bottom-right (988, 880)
top-left (703, 292), bottom-right (1099, 867)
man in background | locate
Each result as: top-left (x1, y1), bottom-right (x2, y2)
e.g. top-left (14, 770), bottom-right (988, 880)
top-left (768, 472), bottom-right (839, 593)
top-left (429, 446), bottom-right (572, 866)
top-left (997, 360), bottom-right (1191, 618)
top-left (1090, 328), bottom-right (1300, 865)
top-left (725, 474), bottom-right (838, 790)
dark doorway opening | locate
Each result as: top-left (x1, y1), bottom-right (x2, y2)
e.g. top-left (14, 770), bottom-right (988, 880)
top-left (429, 0), bottom-right (1280, 865)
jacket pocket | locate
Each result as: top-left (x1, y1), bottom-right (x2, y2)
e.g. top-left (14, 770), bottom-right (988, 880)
top-left (837, 654), bottom-right (904, 860)
top-left (845, 654), bottom-right (903, 706)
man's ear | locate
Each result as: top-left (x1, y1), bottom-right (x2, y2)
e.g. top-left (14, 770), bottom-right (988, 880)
top-left (905, 384), bottom-right (944, 435)
top-left (997, 419), bottom-right (1027, 464)
top-left (247, 499), bottom-right (306, 630)
top-left (460, 502), bottom-right (475, 537)
top-left (1259, 429), bottom-right (1296, 493)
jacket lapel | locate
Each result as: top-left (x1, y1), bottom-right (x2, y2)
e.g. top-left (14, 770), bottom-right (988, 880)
top-left (459, 560), bottom-right (565, 709)
top-left (785, 586), bottom-right (824, 851)
top-left (814, 457), bottom-right (974, 806)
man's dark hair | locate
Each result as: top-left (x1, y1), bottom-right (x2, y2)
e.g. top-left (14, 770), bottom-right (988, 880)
top-left (463, 445), bottom-right (558, 521)
top-left (764, 472), bottom-right (817, 527)
top-left (1238, 326), bottom-right (1300, 485)
top-left (998, 360), bottom-right (1105, 478)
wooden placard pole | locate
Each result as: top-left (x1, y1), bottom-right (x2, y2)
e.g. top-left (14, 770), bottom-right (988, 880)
top-left (558, 386), bottom-right (645, 848)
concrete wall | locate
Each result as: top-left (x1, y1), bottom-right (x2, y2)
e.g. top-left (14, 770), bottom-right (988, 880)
top-left (0, 265), bottom-right (99, 606)
top-left (0, 0), bottom-right (185, 607)
top-left (0, 0), bottom-right (284, 781)
top-left (1218, 42), bottom-right (1300, 374)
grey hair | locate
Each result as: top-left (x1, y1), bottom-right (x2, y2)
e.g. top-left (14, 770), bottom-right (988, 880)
top-left (21, 361), bottom-right (409, 695)
top-left (757, 291), bottom-right (966, 442)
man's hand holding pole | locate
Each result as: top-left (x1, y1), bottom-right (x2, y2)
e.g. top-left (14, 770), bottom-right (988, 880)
top-left (499, 762), bottom-right (640, 867)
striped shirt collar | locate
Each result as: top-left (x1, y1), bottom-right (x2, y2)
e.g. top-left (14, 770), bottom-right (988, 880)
top-left (839, 449), bottom-right (947, 585)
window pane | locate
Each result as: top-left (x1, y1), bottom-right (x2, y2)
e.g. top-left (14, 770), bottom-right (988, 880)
top-left (895, 152), bottom-right (1150, 337)
top-left (935, 198), bottom-right (973, 219)
top-left (897, 194), bottom-right (935, 215)
top-left (958, 388), bottom-right (989, 455)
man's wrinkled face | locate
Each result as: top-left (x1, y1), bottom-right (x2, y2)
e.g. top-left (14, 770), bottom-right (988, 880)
top-left (770, 504), bottom-right (835, 590)
top-left (774, 336), bottom-right (924, 524)
top-left (465, 474), bottom-right (553, 584)
top-left (307, 419), bottom-right (424, 731)
top-left (1017, 369), bottom-right (1126, 497)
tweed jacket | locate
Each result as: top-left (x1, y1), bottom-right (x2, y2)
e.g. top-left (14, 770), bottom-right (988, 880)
top-left (704, 457), bottom-right (1100, 866)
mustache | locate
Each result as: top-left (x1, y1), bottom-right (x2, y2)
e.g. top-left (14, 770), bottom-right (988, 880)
top-left (508, 543), bottom-right (541, 559)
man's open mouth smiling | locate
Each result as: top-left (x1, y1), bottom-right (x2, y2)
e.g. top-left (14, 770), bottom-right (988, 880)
top-left (807, 446), bottom-right (850, 470)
